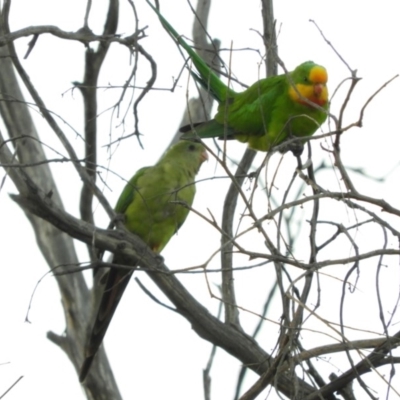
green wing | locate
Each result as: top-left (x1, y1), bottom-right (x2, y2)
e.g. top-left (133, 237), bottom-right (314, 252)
top-left (114, 166), bottom-right (150, 214)
top-left (181, 75), bottom-right (286, 144)
top-left (215, 75), bottom-right (286, 135)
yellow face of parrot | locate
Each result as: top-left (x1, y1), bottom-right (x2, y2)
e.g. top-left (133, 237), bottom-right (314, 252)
top-left (288, 65), bottom-right (328, 107)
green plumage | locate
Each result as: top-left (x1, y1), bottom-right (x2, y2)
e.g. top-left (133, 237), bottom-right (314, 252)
top-left (115, 142), bottom-right (206, 251)
top-left (80, 141), bottom-right (207, 382)
top-left (147, 1), bottom-right (329, 152)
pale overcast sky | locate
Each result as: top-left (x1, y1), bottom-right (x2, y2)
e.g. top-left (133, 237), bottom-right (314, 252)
top-left (1, 1), bottom-right (399, 399)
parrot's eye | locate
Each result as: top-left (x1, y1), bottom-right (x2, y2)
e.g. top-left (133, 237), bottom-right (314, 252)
top-left (303, 77), bottom-right (308, 83)
top-left (188, 144), bottom-right (196, 151)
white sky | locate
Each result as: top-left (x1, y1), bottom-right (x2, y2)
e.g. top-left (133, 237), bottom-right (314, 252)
top-left (1, 0), bottom-right (400, 399)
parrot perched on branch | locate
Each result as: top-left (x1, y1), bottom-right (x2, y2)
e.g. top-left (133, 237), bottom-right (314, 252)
top-left (146, 0), bottom-right (328, 153)
top-left (79, 140), bottom-right (208, 382)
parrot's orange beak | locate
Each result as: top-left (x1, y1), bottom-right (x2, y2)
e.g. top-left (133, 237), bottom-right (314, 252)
top-left (314, 83), bottom-right (324, 97)
top-left (200, 149), bottom-right (209, 163)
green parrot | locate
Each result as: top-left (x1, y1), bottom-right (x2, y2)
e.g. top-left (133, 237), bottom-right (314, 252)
top-left (79, 141), bottom-right (208, 382)
top-left (146, 1), bottom-right (328, 153)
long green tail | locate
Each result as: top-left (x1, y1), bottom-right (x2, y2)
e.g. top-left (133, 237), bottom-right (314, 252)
top-left (146, 0), bottom-right (231, 103)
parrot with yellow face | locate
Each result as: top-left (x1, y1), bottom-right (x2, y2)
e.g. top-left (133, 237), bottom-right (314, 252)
top-left (147, 1), bottom-right (328, 153)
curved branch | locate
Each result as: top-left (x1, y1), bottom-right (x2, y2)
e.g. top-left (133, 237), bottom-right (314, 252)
top-left (305, 330), bottom-right (400, 400)
top-left (0, 24), bottom-right (145, 47)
